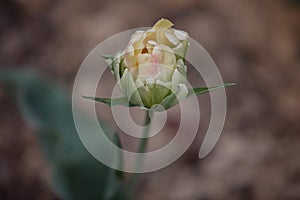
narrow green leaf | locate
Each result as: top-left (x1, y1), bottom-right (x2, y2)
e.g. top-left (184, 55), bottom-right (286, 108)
top-left (101, 54), bottom-right (114, 60)
top-left (188, 83), bottom-right (236, 96)
top-left (101, 54), bottom-right (114, 62)
top-left (82, 95), bottom-right (136, 107)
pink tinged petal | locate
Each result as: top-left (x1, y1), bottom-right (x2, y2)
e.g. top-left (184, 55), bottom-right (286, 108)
top-left (137, 54), bottom-right (160, 79)
top-left (151, 47), bottom-right (164, 64)
top-left (151, 53), bottom-right (161, 64)
top-left (138, 63), bottom-right (160, 79)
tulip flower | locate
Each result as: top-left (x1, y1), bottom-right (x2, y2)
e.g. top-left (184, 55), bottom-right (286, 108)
top-left (83, 18), bottom-right (234, 110)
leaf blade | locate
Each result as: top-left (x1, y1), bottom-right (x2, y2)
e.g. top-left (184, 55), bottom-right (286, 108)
top-left (189, 83), bottom-right (236, 96)
top-left (82, 95), bottom-right (136, 107)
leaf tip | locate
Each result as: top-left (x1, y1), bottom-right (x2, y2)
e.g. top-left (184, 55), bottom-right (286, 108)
top-left (81, 95), bottom-right (94, 100)
top-left (225, 82), bottom-right (236, 87)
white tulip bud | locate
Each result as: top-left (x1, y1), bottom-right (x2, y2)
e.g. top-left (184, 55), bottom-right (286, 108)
top-left (109, 18), bottom-right (190, 109)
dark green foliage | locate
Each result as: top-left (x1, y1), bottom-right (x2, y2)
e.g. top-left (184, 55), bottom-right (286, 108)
top-left (0, 69), bottom-right (127, 200)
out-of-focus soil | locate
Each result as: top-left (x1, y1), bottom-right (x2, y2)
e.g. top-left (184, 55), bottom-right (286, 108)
top-left (0, 0), bottom-right (300, 199)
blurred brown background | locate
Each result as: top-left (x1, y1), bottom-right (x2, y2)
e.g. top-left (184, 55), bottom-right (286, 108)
top-left (1, 0), bottom-right (300, 199)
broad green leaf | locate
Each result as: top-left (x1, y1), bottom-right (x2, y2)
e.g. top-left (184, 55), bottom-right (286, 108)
top-left (0, 69), bottom-right (128, 200)
top-left (112, 132), bottom-right (124, 180)
top-left (103, 132), bottom-right (128, 200)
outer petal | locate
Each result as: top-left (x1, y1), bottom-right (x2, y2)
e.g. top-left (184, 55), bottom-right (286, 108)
top-left (173, 40), bottom-right (189, 59)
top-left (124, 45), bottom-right (137, 69)
top-left (144, 29), bottom-right (156, 45)
top-left (170, 83), bottom-right (188, 107)
top-left (171, 68), bottom-right (187, 92)
top-left (153, 18), bottom-right (174, 29)
top-left (158, 83), bottom-right (188, 110)
top-left (119, 69), bottom-right (144, 106)
top-left (129, 30), bottom-right (144, 44)
top-left (156, 65), bottom-right (174, 82)
top-left (173, 29), bottom-right (188, 41)
top-left (113, 51), bottom-right (122, 81)
top-left (176, 59), bottom-right (187, 78)
top-left (164, 29), bottom-right (180, 46)
top-left (137, 81), bottom-right (171, 108)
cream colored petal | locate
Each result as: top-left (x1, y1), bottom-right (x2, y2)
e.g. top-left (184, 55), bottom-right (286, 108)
top-left (144, 29), bottom-right (156, 43)
top-left (174, 29), bottom-right (188, 41)
top-left (137, 53), bottom-right (152, 65)
top-left (124, 49), bottom-right (137, 70)
top-left (173, 40), bottom-right (189, 59)
top-left (138, 63), bottom-right (159, 79)
top-left (157, 65), bottom-right (174, 82)
top-left (133, 39), bottom-right (144, 55)
top-left (130, 31), bottom-right (144, 43)
top-left (171, 68), bottom-right (187, 92)
top-left (126, 44), bottom-right (135, 56)
top-left (152, 44), bottom-right (176, 66)
top-left (153, 18), bottom-right (174, 29)
top-left (155, 28), bottom-right (170, 46)
top-left (148, 40), bottom-right (158, 46)
top-left (165, 30), bottom-right (180, 46)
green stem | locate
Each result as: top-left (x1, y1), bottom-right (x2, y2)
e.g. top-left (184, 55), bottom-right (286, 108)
top-left (138, 110), bottom-right (152, 153)
top-left (127, 109), bottom-right (152, 196)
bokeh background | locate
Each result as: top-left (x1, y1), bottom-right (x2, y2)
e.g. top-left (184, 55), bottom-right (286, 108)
top-left (1, 0), bottom-right (300, 199)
